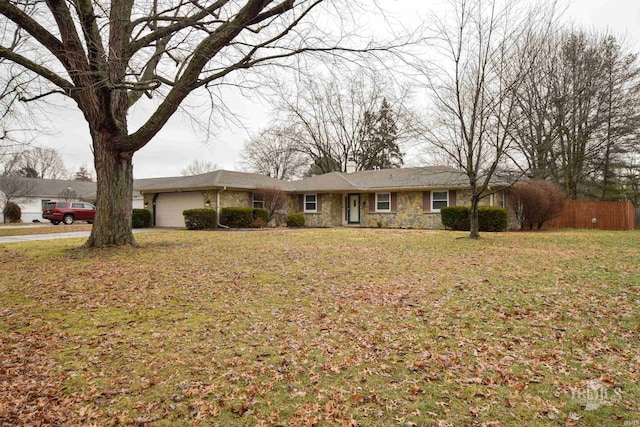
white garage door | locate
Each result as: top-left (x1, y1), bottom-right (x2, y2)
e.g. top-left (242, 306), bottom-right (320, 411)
top-left (155, 192), bottom-right (204, 227)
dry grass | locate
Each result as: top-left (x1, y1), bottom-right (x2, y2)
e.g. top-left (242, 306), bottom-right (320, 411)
top-left (1, 228), bottom-right (638, 426)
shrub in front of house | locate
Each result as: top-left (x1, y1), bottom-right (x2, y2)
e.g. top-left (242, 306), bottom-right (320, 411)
top-left (183, 208), bottom-right (217, 230)
top-left (252, 208), bottom-right (270, 225)
top-left (441, 206), bottom-right (470, 231)
top-left (440, 206), bottom-right (507, 232)
top-left (220, 207), bottom-right (253, 228)
top-left (286, 212), bottom-right (305, 227)
top-left (220, 207), bottom-right (270, 228)
top-left (250, 217), bottom-right (267, 228)
top-left (477, 206), bottom-right (508, 232)
top-left (132, 208), bottom-right (151, 228)
top-left (3, 202), bottom-right (21, 223)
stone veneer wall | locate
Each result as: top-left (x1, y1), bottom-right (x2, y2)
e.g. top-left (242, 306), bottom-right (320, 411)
top-left (301, 193), bottom-right (343, 227)
top-left (219, 190), bottom-right (251, 209)
top-left (285, 189), bottom-right (509, 229)
top-left (456, 189), bottom-right (499, 207)
top-left (361, 191), bottom-right (444, 229)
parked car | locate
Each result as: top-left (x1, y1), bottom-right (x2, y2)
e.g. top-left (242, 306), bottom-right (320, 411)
top-left (42, 201), bottom-right (96, 225)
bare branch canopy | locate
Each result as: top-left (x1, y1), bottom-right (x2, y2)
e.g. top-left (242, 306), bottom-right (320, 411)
top-left (0, 0), bottom-right (416, 246)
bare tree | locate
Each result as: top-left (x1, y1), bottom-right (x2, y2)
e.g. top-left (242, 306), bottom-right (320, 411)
top-left (253, 186), bottom-right (288, 223)
top-left (0, 0), bottom-right (412, 247)
top-left (242, 125), bottom-right (308, 180)
top-left (5, 147), bottom-right (68, 179)
top-left (275, 71), bottom-right (412, 175)
top-left (508, 34), bottom-right (559, 180)
top-left (592, 37), bottom-right (640, 200)
top-left (419, 0), bottom-right (558, 238)
top-left (181, 159), bottom-right (218, 176)
top-left (508, 30), bottom-right (640, 200)
top-left (507, 180), bottom-right (565, 230)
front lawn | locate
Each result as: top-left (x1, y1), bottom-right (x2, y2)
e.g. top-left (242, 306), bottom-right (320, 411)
top-left (1, 229), bottom-right (638, 426)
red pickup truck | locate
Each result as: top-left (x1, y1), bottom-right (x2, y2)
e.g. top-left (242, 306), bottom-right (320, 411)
top-left (42, 201), bottom-right (96, 225)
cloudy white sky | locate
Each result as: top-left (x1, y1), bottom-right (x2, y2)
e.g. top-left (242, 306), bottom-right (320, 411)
top-left (32, 0), bottom-right (640, 179)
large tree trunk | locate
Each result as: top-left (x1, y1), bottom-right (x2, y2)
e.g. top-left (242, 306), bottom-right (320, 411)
top-left (469, 191), bottom-right (481, 239)
top-left (84, 134), bottom-right (136, 248)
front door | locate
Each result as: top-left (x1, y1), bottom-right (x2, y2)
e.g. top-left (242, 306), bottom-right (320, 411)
top-left (348, 194), bottom-right (360, 224)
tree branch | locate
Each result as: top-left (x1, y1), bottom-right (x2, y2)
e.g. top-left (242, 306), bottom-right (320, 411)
top-left (0, 46), bottom-right (75, 94)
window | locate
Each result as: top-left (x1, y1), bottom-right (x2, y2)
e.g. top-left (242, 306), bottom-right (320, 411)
top-left (304, 194), bottom-right (317, 212)
top-left (432, 191), bottom-right (448, 211)
top-left (376, 193), bottom-right (391, 212)
top-left (252, 193), bottom-right (264, 209)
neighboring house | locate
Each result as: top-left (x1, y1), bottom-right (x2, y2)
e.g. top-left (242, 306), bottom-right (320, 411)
top-left (0, 177), bottom-right (97, 223)
top-left (134, 166), bottom-right (507, 229)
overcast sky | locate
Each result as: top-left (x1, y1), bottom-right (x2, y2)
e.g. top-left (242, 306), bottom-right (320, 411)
top-left (32, 0), bottom-right (640, 179)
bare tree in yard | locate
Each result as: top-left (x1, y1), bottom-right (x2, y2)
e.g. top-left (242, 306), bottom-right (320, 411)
top-left (0, 57), bottom-right (40, 145)
top-left (0, 0), bottom-right (411, 247)
top-left (594, 37), bottom-right (640, 200)
top-left (508, 34), bottom-right (560, 180)
top-left (181, 159), bottom-right (218, 176)
top-left (508, 31), bottom-right (640, 199)
top-left (242, 125), bottom-right (307, 180)
top-left (274, 72), bottom-right (410, 175)
top-left (419, 0), bottom-right (559, 238)
top-left (253, 186), bottom-right (288, 223)
top-left (552, 33), bottom-right (629, 199)
top-left (507, 180), bottom-right (565, 230)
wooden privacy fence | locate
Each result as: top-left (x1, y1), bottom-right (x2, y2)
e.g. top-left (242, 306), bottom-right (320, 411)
top-left (542, 200), bottom-right (636, 231)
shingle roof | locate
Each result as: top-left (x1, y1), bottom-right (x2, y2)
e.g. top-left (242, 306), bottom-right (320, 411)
top-left (132, 166), bottom-right (500, 193)
top-left (1, 176), bottom-right (96, 199)
top-left (290, 166), bottom-right (473, 192)
top-left (134, 170), bottom-right (294, 192)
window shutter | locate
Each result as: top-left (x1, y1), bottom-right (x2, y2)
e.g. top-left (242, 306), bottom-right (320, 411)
top-left (423, 191), bottom-right (431, 212)
top-left (391, 192), bottom-right (398, 212)
top-left (317, 194), bottom-right (322, 212)
top-left (368, 193), bottom-right (375, 213)
top-left (248, 192), bottom-right (253, 207)
top-left (449, 190), bottom-right (457, 207)
top-left (298, 194), bottom-right (304, 212)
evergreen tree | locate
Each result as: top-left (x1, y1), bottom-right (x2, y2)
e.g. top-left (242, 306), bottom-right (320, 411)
top-left (355, 98), bottom-right (403, 170)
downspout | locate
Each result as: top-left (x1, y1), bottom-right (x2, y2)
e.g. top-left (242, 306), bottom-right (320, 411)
top-left (217, 187), bottom-right (229, 229)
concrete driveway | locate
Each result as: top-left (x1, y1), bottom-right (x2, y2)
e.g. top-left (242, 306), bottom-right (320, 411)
top-left (0, 228), bottom-right (160, 243)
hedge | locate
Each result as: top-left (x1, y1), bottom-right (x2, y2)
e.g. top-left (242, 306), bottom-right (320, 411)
top-left (440, 206), bottom-right (470, 231)
top-left (183, 209), bottom-right (217, 230)
top-left (441, 206), bottom-right (508, 232)
top-left (286, 212), bottom-right (305, 227)
top-left (220, 207), bottom-right (270, 228)
top-left (132, 209), bottom-right (151, 228)
top-left (477, 206), bottom-right (508, 232)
